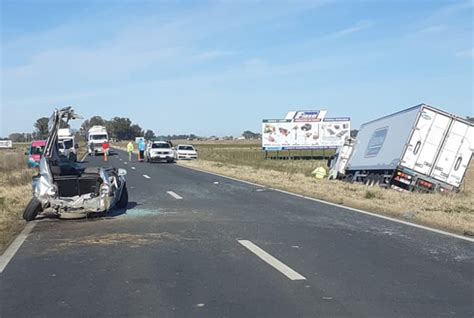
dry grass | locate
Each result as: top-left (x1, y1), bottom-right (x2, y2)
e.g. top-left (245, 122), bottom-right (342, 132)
top-left (0, 141), bottom-right (109, 253)
top-left (178, 147), bottom-right (474, 235)
top-left (0, 146), bottom-right (35, 252)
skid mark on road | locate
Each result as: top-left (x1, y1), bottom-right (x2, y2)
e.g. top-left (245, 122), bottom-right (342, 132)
top-left (120, 208), bottom-right (177, 218)
top-left (238, 240), bottom-right (306, 281)
top-left (44, 232), bottom-right (199, 251)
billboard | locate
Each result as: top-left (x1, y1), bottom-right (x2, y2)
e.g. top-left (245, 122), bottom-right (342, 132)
top-left (262, 111), bottom-right (350, 150)
top-left (0, 140), bottom-right (13, 148)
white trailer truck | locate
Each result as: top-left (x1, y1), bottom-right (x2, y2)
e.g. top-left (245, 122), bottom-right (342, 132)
top-left (330, 104), bottom-right (473, 192)
top-left (87, 126), bottom-right (109, 156)
top-left (58, 128), bottom-right (77, 161)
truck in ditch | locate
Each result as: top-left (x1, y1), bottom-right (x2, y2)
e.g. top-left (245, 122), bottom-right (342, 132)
top-left (329, 104), bottom-right (473, 193)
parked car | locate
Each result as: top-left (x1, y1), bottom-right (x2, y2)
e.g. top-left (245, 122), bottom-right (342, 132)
top-left (146, 141), bottom-right (176, 163)
top-left (26, 140), bottom-right (46, 168)
top-left (23, 107), bottom-right (128, 221)
top-left (176, 144), bottom-right (198, 160)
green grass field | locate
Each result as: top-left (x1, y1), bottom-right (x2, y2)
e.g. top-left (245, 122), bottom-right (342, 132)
top-left (192, 144), bottom-right (333, 177)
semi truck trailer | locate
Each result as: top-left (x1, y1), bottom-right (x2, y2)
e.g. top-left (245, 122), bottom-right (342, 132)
top-left (329, 104), bottom-right (473, 193)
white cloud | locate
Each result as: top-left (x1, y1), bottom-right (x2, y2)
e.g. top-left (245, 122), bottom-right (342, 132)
top-left (330, 20), bottom-right (373, 38)
top-left (456, 48), bottom-right (474, 59)
top-left (193, 50), bottom-right (237, 61)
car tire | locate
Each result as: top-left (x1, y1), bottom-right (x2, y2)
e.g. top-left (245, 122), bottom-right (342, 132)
top-left (167, 158), bottom-right (174, 163)
top-left (23, 198), bottom-right (42, 221)
top-left (116, 186), bottom-right (128, 209)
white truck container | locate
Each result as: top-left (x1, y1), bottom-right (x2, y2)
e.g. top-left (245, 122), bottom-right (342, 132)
top-left (58, 128), bottom-right (77, 161)
top-left (87, 126), bottom-right (108, 156)
top-left (340, 104), bottom-right (473, 192)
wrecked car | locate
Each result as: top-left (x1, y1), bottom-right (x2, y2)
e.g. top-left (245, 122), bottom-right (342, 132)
top-left (23, 107), bottom-right (128, 221)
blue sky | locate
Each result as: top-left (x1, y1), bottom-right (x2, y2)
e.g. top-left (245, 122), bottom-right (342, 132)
top-left (1, 0), bottom-right (473, 137)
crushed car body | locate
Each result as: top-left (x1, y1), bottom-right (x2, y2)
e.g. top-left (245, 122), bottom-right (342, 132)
top-left (24, 107), bottom-right (128, 221)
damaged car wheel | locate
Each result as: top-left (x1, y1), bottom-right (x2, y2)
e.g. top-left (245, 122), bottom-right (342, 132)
top-left (23, 198), bottom-right (43, 221)
top-left (116, 186), bottom-right (128, 209)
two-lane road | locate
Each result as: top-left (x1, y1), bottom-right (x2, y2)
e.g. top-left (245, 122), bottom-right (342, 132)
top-left (1, 150), bottom-right (473, 317)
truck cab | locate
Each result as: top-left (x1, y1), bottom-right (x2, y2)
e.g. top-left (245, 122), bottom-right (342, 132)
top-left (87, 126), bottom-right (109, 156)
top-left (328, 138), bottom-right (355, 180)
top-left (58, 128), bottom-right (77, 161)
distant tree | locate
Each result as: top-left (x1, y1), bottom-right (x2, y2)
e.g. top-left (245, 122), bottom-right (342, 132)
top-left (144, 129), bottom-right (156, 140)
top-left (107, 117), bottom-right (142, 140)
top-left (108, 117), bottom-right (130, 140)
top-left (89, 116), bottom-right (106, 127)
top-left (8, 133), bottom-right (26, 142)
top-left (34, 117), bottom-right (49, 139)
top-left (350, 129), bottom-right (359, 138)
top-left (467, 116), bottom-right (474, 123)
top-left (80, 116), bottom-right (105, 136)
top-left (25, 133), bottom-right (34, 142)
top-left (131, 124), bottom-right (143, 138)
top-left (242, 130), bottom-right (259, 139)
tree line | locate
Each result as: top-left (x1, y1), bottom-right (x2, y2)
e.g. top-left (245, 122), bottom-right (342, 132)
top-left (6, 115), bottom-right (154, 142)
top-left (80, 116), bottom-right (150, 141)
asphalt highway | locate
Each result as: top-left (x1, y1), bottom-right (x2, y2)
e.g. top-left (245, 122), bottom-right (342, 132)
top-left (1, 149), bottom-right (473, 317)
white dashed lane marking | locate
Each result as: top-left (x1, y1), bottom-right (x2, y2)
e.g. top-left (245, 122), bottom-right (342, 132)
top-left (143, 175), bottom-right (151, 179)
top-left (131, 167), bottom-right (136, 170)
top-left (167, 191), bottom-right (183, 200)
top-left (238, 240), bottom-right (306, 281)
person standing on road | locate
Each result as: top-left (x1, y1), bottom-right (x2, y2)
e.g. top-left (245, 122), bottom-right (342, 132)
top-left (127, 141), bottom-right (134, 161)
top-left (102, 141), bottom-right (110, 161)
top-left (138, 139), bottom-right (146, 162)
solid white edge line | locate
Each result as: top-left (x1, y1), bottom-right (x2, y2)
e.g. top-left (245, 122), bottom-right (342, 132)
top-left (167, 191), bottom-right (183, 200)
top-left (0, 222), bottom-right (36, 273)
top-left (177, 164), bottom-right (474, 243)
top-left (238, 240), bottom-right (306, 280)
top-left (143, 174), bottom-right (151, 179)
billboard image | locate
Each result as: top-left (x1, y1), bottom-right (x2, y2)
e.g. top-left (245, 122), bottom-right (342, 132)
top-left (262, 111), bottom-right (350, 150)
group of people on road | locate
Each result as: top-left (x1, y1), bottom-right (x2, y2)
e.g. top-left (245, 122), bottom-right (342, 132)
top-left (126, 139), bottom-right (146, 162)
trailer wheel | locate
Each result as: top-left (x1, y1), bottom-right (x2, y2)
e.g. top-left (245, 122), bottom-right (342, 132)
top-left (365, 174), bottom-right (373, 186)
top-left (23, 198), bottom-right (43, 221)
top-left (370, 175), bottom-right (377, 187)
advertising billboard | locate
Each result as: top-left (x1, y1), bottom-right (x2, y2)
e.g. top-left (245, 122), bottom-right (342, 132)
top-left (262, 111), bottom-right (350, 150)
top-left (0, 140), bottom-right (13, 148)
